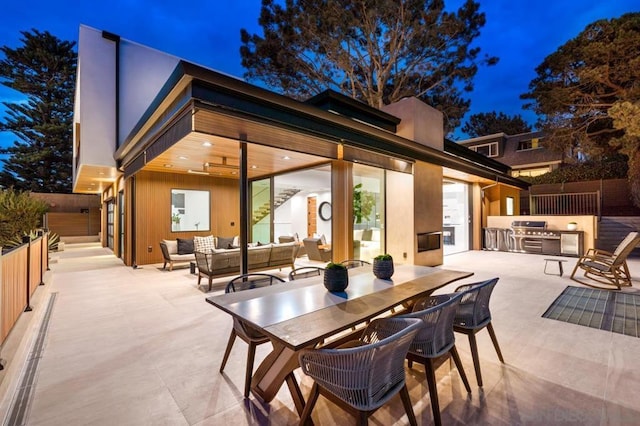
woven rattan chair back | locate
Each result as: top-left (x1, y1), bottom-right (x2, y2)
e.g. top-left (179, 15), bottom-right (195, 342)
top-left (226, 273), bottom-right (285, 293)
top-left (399, 293), bottom-right (463, 358)
top-left (298, 317), bottom-right (422, 424)
top-left (340, 259), bottom-right (371, 269)
top-left (288, 266), bottom-right (324, 281)
top-left (454, 278), bottom-right (499, 329)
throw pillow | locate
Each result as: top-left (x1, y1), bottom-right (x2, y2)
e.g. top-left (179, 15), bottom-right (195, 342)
top-left (217, 236), bottom-right (234, 250)
top-left (194, 235), bottom-right (216, 253)
top-left (320, 234), bottom-right (327, 246)
top-left (162, 239), bottom-right (178, 255)
top-left (177, 238), bottom-right (194, 254)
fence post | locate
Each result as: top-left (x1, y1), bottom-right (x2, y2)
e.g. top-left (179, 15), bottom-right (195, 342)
top-left (23, 235), bottom-right (32, 312)
top-left (38, 230), bottom-right (44, 285)
top-left (529, 193), bottom-right (534, 215)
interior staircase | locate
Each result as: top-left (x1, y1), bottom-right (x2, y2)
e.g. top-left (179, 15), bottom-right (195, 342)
top-left (252, 188), bottom-right (301, 225)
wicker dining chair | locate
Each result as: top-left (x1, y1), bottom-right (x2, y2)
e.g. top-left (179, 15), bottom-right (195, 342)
top-left (340, 259), bottom-right (371, 269)
top-left (453, 278), bottom-right (503, 387)
top-left (298, 317), bottom-right (422, 426)
top-left (397, 293), bottom-right (471, 426)
top-left (288, 266), bottom-right (325, 281)
top-left (220, 273), bottom-right (286, 398)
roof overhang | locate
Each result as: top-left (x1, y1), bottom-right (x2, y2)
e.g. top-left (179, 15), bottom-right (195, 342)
top-left (115, 60), bottom-right (529, 189)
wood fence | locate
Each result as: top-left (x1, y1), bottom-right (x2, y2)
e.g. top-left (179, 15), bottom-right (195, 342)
top-left (1, 232), bottom-right (48, 345)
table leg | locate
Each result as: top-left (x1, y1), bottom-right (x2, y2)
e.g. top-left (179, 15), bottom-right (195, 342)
top-left (251, 341), bottom-right (301, 405)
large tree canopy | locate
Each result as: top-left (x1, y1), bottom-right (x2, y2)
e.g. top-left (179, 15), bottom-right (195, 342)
top-left (0, 29), bottom-right (76, 193)
top-left (461, 111), bottom-right (532, 138)
top-left (240, 0), bottom-right (497, 132)
top-left (521, 12), bottom-right (640, 205)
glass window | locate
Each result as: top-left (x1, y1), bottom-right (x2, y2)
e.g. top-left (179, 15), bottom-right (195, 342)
top-left (506, 197), bottom-right (514, 216)
top-left (171, 189), bottom-right (210, 232)
top-left (470, 142), bottom-right (498, 157)
top-left (353, 164), bottom-right (385, 261)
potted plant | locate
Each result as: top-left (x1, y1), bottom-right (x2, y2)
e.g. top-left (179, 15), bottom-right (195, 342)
top-left (324, 262), bottom-right (349, 292)
top-left (567, 221), bottom-right (578, 231)
top-left (373, 254), bottom-right (394, 280)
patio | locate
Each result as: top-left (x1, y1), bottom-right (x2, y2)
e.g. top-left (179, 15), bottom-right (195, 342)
top-left (1, 243), bottom-right (639, 425)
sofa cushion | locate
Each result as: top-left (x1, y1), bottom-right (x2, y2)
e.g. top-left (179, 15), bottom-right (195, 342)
top-left (217, 236), bottom-right (235, 249)
top-left (177, 238), bottom-right (194, 255)
top-left (194, 235), bottom-right (216, 253)
top-left (162, 239), bottom-right (178, 255)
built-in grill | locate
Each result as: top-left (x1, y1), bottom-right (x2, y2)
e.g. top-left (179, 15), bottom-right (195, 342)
top-left (510, 221), bottom-right (561, 253)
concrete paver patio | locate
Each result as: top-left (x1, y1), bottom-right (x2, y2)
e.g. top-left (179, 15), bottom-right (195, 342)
top-left (1, 243), bottom-right (639, 425)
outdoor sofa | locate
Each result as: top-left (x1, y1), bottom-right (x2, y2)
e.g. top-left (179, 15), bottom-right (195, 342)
top-left (195, 242), bottom-right (300, 290)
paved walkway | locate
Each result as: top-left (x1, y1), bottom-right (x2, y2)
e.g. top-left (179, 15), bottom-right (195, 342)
top-left (1, 243), bottom-right (640, 425)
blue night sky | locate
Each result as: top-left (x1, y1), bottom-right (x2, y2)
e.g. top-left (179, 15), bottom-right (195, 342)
top-left (0, 0), bottom-right (638, 151)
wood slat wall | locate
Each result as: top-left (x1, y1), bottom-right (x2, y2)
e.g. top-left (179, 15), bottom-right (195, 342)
top-left (1, 247), bottom-right (28, 343)
top-left (47, 212), bottom-right (101, 236)
top-left (29, 238), bottom-right (42, 295)
top-left (133, 170), bottom-right (240, 265)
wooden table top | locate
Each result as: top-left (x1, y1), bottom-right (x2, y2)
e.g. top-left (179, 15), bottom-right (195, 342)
top-left (206, 264), bottom-right (473, 351)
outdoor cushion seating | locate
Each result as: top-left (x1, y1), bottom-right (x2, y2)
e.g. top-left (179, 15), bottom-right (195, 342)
top-left (220, 273), bottom-right (286, 398)
top-left (298, 317), bottom-right (422, 425)
top-left (194, 242), bottom-right (299, 290)
top-left (303, 237), bottom-right (332, 262)
top-left (159, 239), bottom-right (196, 271)
top-left (570, 231), bottom-right (640, 290)
top-left (398, 293), bottom-right (471, 426)
top-left (453, 278), bottom-right (503, 387)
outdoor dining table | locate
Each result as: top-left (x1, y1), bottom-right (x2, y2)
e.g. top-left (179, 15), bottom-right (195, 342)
top-left (205, 264), bottom-right (473, 416)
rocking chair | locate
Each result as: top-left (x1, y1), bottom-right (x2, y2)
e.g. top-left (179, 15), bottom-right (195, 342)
top-left (570, 231), bottom-right (640, 290)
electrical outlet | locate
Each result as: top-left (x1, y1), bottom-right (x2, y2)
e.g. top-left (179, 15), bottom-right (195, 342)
top-left (147, 246), bottom-right (152, 253)
top-left (403, 252), bottom-right (407, 259)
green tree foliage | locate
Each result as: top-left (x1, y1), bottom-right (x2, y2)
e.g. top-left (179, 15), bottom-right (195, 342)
top-left (519, 155), bottom-right (628, 185)
top-left (0, 188), bottom-right (48, 247)
top-left (0, 29), bottom-right (76, 193)
top-left (521, 13), bottom-right (640, 203)
top-left (461, 111), bottom-right (532, 137)
top-left (240, 0), bottom-right (497, 132)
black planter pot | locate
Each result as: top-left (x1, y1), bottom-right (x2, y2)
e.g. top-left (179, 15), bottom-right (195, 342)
top-left (324, 268), bottom-right (349, 292)
top-left (373, 259), bottom-right (394, 280)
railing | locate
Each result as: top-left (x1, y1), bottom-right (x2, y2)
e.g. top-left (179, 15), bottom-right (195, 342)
top-left (1, 231), bottom-right (49, 345)
top-left (529, 191), bottom-right (601, 219)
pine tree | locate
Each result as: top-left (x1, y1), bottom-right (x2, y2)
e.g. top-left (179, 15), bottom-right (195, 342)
top-left (240, 0), bottom-right (497, 133)
top-left (0, 29), bottom-right (76, 193)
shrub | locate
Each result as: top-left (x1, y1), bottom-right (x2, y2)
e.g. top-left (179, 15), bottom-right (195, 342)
top-left (0, 188), bottom-right (48, 247)
top-left (325, 262), bottom-right (347, 270)
top-left (520, 156), bottom-right (628, 185)
top-left (374, 254), bottom-right (393, 261)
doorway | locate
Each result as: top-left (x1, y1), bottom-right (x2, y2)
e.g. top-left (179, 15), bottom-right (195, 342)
top-left (443, 180), bottom-right (470, 255)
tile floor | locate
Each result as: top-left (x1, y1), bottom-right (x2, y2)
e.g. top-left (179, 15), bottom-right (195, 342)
top-left (1, 243), bottom-right (640, 425)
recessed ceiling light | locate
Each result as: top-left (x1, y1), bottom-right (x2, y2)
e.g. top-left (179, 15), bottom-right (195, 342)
top-left (179, 156), bottom-right (188, 160)
top-left (231, 171), bottom-right (237, 175)
top-left (202, 142), bottom-right (212, 147)
top-left (164, 164), bottom-right (173, 168)
top-left (98, 171), bottom-right (105, 175)
top-left (282, 155), bottom-right (291, 160)
top-left (251, 165), bottom-right (258, 169)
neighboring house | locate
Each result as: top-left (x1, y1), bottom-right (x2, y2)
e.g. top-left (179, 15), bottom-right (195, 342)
top-left (456, 131), bottom-right (564, 178)
top-left (72, 25), bottom-right (527, 268)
